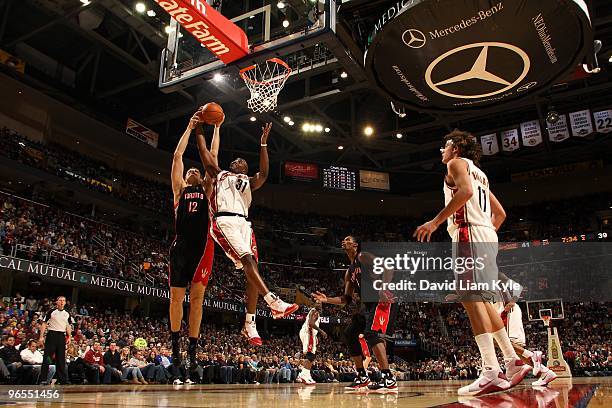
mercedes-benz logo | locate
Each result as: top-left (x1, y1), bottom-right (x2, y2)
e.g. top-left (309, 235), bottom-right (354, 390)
top-left (425, 42), bottom-right (531, 99)
top-left (402, 29), bottom-right (426, 49)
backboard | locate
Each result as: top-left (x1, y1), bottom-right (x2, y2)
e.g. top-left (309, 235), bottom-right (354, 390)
top-left (159, 0), bottom-right (336, 92)
top-left (526, 298), bottom-right (565, 322)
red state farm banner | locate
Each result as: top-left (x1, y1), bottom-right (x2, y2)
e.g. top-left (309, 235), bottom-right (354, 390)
top-left (155, 0), bottom-right (249, 64)
top-left (284, 162), bottom-right (318, 181)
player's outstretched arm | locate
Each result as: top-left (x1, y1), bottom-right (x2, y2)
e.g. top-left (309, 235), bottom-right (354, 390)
top-left (172, 111), bottom-right (199, 201)
top-left (195, 131), bottom-right (221, 178)
top-left (209, 118), bottom-right (224, 165)
top-left (250, 123), bottom-right (272, 191)
top-left (489, 191), bottom-right (506, 231)
top-left (414, 158), bottom-right (473, 242)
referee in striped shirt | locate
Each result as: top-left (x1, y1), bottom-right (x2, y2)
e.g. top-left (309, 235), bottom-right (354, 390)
top-left (38, 296), bottom-right (74, 385)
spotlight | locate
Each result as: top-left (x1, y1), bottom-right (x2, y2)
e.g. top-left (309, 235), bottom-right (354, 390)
top-left (147, 9), bottom-right (156, 17)
top-left (250, 116), bottom-right (257, 122)
top-left (277, 1), bottom-right (285, 8)
top-left (135, 2), bottom-right (146, 13)
top-left (288, 121), bottom-right (294, 126)
top-left (282, 20), bottom-right (290, 28)
top-left (338, 145), bottom-right (344, 150)
top-left (80, 0), bottom-right (90, 4)
top-left (283, 116), bottom-right (291, 123)
top-left (164, 25), bottom-right (174, 34)
top-left (302, 123), bottom-right (310, 131)
top-left (546, 108), bottom-right (560, 124)
top-left (213, 73), bottom-right (223, 82)
top-left (340, 71), bottom-right (348, 79)
top-left (314, 124), bottom-right (323, 132)
top-left (364, 126), bottom-right (374, 136)
top-left (609, 54), bottom-right (612, 63)
top-left (396, 133), bottom-right (403, 139)
top-left (324, 127), bottom-right (330, 133)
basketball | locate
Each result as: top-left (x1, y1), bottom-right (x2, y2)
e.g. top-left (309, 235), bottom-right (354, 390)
top-left (199, 102), bottom-right (224, 125)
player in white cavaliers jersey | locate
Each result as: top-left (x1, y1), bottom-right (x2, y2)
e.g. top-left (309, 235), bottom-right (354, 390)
top-left (297, 307), bottom-right (327, 385)
top-left (414, 130), bottom-right (530, 396)
top-left (195, 123), bottom-right (298, 345)
top-left (495, 275), bottom-right (557, 387)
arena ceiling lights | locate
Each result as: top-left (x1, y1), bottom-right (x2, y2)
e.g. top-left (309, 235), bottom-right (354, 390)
top-left (364, 0), bottom-right (596, 114)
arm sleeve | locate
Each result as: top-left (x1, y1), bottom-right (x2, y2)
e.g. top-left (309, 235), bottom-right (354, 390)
top-left (42, 310), bottom-right (53, 323)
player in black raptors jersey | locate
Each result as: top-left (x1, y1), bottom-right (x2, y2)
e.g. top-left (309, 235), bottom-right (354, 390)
top-left (313, 236), bottom-right (398, 392)
top-left (169, 110), bottom-right (220, 382)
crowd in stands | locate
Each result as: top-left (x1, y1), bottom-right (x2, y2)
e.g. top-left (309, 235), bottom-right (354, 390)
top-left (1, 294), bottom-right (609, 386)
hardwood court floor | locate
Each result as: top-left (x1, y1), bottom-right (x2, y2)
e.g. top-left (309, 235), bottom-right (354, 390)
top-left (0, 377), bottom-right (609, 407)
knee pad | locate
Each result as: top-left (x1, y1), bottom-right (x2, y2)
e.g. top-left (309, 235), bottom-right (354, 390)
top-left (305, 352), bottom-right (316, 362)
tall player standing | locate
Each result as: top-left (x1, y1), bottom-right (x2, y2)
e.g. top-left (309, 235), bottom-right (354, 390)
top-left (414, 130), bottom-right (530, 396)
top-left (168, 109), bottom-right (219, 382)
top-left (313, 236), bottom-right (398, 392)
top-left (195, 122), bottom-right (298, 345)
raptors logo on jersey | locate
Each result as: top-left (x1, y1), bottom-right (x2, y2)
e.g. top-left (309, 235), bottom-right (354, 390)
top-left (210, 170), bottom-right (252, 217)
top-left (443, 157), bottom-right (494, 235)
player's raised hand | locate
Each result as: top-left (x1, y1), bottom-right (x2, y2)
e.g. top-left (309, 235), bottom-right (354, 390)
top-left (188, 109), bottom-right (202, 130)
top-left (215, 113), bottom-right (225, 128)
top-left (261, 122), bottom-right (272, 145)
top-left (413, 219), bottom-right (439, 242)
top-left (312, 291), bottom-right (327, 303)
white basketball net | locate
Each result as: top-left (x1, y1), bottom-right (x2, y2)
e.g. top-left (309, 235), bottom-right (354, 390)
top-left (240, 58), bottom-right (291, 113)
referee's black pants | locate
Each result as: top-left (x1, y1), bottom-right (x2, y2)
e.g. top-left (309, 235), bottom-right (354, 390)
top-left (40, 331), bottom-right (67, 384)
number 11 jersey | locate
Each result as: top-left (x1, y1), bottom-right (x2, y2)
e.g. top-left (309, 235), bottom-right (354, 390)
top-left (443, 157), bottom-right (494, 235)
top-left (211, 171), bottom-right (252, 217)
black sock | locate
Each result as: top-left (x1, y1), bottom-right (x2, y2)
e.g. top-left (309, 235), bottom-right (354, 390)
top-left (188, 337), bottom-right (198, 355)
top-left (357, 368), bottom-right (367, 377)
top-left (171, 331), bottom-right (180, 356)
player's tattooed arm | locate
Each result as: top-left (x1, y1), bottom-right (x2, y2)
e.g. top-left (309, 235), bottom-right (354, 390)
top-left (172, 111), bottom-right (200, 202)
top-left (250, 123), bottom-right (272, 191)
top-left (414, 158), bottom-right (472, 242)
top-left (489, 191), bottom-right (506, 231)
top-left (195, 131), bottom-right (222, 178)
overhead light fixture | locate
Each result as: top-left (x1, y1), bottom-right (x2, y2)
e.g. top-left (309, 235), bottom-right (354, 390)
top-left (164, 25), bottom-right (174, 34)
top-left (302, 123), bottom-right (310, 131)
top-left (338, 145), bottom-right (344, 150)
top-left (250, 116), bottom-right (257, 122)
top-left (147, 9), bottom-right (156, 17)
top-left (282, 20), bottom-right (290, 28)
top-left (135, 2), bottom-right (146, 13)
top-left (609, 54), bottom-right (612, 63)
top-left (396, 133), bottom-right (403, 139)
top-left (283, 116), bottom-right (291, 123)
top-left (364, 126), bottom-right (374, 136)
top-left (213, 73), bottom-right (223, 82)
top-left (277, 1), bottom-right (286, 8)
top-left (340, 71), bottom-right (348, 79)
top-left (80, 0), bottom-right (91, 4)
top-left (288, 121), bottom-right (294, 126)
top-left (546, 107), bottom-right (560, 124)
top-left (324, 127), bottom-right (330, 133)
top-left (314, 124), bottom-right (323, 132)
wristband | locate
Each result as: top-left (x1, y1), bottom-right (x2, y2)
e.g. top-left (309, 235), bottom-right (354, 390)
top-left (260, 144), bottom-right (267, 147)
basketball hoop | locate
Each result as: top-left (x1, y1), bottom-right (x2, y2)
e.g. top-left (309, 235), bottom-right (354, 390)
top-left (542, 315), bottom-right (551, 327)
top-left (240, 58), bottom-right (291, 113)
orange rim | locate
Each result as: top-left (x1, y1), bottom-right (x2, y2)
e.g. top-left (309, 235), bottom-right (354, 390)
top-left (239, 58), bottom-right (292, 85)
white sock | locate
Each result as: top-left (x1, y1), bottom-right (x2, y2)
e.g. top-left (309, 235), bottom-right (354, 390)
top-left (245, 313), bottom-right (256, 324)
top-left (522, 349), bottom-right (534, 359)
top-left (475, 332), bottom-right (500, 371)
top-left (492, 328), bottom-right (519, 360)
top-left (263, 292), bottom-right (277, 305)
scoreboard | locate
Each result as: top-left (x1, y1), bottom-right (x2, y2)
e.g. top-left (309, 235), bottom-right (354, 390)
top-left (322, 166), bottom-right (357, 191)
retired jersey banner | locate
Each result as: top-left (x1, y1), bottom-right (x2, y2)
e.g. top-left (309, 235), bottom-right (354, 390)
top-left (126, 118), bottom-right (159, 148)
top-left (520, 120), bottom-right (543, 147)
top-left (480, 134), bottom-right (499, 156)
top-left (593, 109), bottom-right (612, 134)
top-left (501, 129), bottom-right (520, 152)
top-left (546, 114), bottom-right (570, 142)
top-left (569, 110), bottom-right (593, 137)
